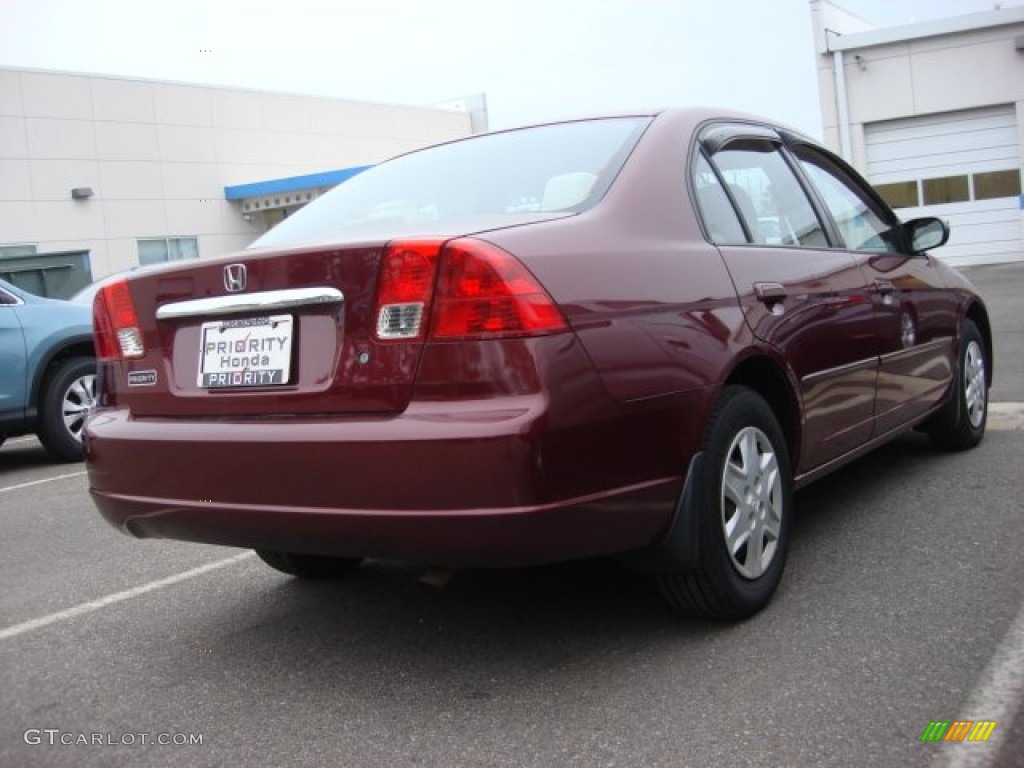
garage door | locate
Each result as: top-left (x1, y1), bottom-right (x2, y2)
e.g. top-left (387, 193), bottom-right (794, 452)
top-left (865, 105), bottom-right (1023, 267)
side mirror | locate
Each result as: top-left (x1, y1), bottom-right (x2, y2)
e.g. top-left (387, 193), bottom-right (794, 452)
top-left (903, 217), bottom-right (949, 254)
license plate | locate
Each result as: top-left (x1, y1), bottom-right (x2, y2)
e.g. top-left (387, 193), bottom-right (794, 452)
top-left (198, 315), bottom-right (293, 388)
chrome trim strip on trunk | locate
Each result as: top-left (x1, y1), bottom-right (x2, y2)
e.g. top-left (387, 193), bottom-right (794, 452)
top-left (156, 287), bottom-right (344, 320)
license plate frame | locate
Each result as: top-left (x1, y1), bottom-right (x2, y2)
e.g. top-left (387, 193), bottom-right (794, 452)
top-left (197, 314), bottom-right (294, 389)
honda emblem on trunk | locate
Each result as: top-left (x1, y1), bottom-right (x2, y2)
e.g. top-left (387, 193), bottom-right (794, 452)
top-left (224, 264), bottom-right (247, 293)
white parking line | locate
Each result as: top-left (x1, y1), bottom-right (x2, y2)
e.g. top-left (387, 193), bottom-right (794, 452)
top-left (2, 436), bottom-right (37, 445)
top-left (932, 599), bottom-right (1024, 768)
top-left (0, 471), bottom-right (87, 494)
top-left (0, 552), bottom-right (255, 641)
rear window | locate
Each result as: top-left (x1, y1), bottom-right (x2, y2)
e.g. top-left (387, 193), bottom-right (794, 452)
top-left (252, 117), bottom-right (651, 249)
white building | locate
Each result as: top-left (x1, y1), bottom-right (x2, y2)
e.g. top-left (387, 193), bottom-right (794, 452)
top-left (0, 66), bottom-right (473, 292)
top-left (810, 1), bottom-right (1024, 266)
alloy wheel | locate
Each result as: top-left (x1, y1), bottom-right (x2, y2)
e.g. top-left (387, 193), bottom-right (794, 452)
top-left (964, 340), bottom-right (986, 428)
top-left (721, 426), bottom-right (783, 580)
top-left (62, 373), bottom-right (96, 443)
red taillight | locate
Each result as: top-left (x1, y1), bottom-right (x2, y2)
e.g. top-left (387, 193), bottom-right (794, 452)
top-left (373, 238), bottom-right (567, 342)
top-left (431, 239), bottom-right (568, 340)
top-left (93, 279), bottom-right (144, 361)
top-left (374, 241), bottom-right (443, 340)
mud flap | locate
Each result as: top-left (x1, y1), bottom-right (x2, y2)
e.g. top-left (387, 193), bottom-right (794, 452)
top-left (618, 452), bottom-right (703, 573)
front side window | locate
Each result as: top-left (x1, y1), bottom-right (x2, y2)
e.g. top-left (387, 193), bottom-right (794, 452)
top-left (795, 147), bottom-right (898, 253)
top-left (705, 139), bottom-right (827, 248)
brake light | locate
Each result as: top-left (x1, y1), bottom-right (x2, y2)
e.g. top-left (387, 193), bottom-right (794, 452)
top-left (374, 241), bottom-right (443, 340)
top-left (93, 280), bottom-right (144, 360)
top-left (373, 239), bottom-right (567, 342)
top-left (431, 239), bottom-right (568, 340)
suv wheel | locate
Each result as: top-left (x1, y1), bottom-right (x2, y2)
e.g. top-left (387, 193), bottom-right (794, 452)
top-left (37, 357), bottom-right (96, 462)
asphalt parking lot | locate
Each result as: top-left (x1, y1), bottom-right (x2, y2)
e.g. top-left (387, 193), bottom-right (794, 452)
top-left (2, 263), bottom-right (1023, 768)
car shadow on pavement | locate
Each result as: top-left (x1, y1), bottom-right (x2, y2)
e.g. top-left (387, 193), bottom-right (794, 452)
top-left (189, 434), bottom-right (942, 652)
top-left (0, 440), bottom-right (68, 473)
top-left (118, 428), bottom-right (1001, 726)
top-left (213, 431), bottom-right (951, 645)
top-left (268, 554), bottom-right (681, 637)
top-left (791, 430), bottom-right (937, 530)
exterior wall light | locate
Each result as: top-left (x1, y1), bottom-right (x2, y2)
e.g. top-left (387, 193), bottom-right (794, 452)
top-left (71, 187), bottom-right (94, 200)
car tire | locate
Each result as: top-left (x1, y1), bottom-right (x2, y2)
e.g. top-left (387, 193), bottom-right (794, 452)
top-left (658, 386), bottom-right (793, 620)
top-left (37, 356), bottom-right (96, 463)
top-left (928, 319), bottom-right (988, 451)
top-left (255, 550), bottom-right (363, 579)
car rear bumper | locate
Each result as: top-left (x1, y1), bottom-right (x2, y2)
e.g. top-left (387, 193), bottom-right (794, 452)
top-left (84, 398), bottom-right (681, 567)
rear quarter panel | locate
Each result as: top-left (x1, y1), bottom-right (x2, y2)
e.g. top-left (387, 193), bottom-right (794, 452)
top-left (483, 111), bottom-right (754, 465)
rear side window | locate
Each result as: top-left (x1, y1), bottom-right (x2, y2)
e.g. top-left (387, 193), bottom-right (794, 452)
top-left (693, 154), bottom-right (747, 244)
top-left (697, 138), bottom-right (828, 248)
top-left (715, 142), bottom-right (829, 248)
top-left (253, 117), bottom-right (651, 249)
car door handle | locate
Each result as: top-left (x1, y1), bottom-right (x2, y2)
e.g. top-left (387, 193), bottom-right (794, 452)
top-left (754, 282), bottom-right (787, 303)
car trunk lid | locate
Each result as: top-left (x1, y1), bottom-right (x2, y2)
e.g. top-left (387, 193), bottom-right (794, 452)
top-left (111, 242), bottom-right (422, 418)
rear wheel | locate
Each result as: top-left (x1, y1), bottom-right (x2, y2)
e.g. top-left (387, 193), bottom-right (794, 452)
top-left (929, 319), bottom-right (987, 451)
top-left (256, 550), bottom-right (362, 579)
top-left (658, 386), bottom-right (793, 620)
top-left (37, 356), bottom-right (96, 462)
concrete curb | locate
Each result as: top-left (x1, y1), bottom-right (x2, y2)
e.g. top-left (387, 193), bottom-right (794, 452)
top-left (988, 402), bottom-right (1024, 431)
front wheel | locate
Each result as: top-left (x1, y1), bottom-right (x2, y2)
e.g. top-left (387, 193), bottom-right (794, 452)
top-left (256, 550), bottom-right (363, 579)
top-left (37, 357), bottom-right (96, 462)
top-left (658, 387), bottom-right (793, 620)
top-left (928, 319), bottom-right (987, 451)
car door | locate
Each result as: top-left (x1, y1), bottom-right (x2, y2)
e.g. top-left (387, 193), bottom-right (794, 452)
top-left (789, 143), bottom-right (957, 435)
top-left (694, 125), bottom-right (879, 473)
top-left (0, 284), bottom-right (28, 422)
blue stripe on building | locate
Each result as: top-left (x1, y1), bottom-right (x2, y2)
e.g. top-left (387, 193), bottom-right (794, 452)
top-left (224, 166), bottom-right (372, 200)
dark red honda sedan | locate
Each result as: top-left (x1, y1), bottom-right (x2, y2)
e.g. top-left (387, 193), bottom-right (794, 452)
top-left (85, 108), bottom-right (991, 620)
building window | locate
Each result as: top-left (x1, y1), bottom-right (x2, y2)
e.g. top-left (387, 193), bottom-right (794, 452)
top-left (875, 168), bottom-right (1021, 209)
top-left (974, 170), bottom-right (1022, 201)
top-left (922, 176), bottom-right (969, 206)
top-left (0, 244), bottom-right (38, 258)
top-left (138, 237), bottom-right (199, 265)
top-left (874, 181), bottom-right (919, 209)
top-left (263, 208), bottom-right (288, 229)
